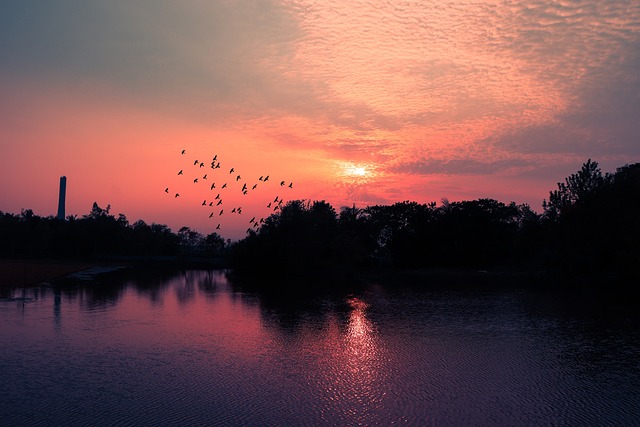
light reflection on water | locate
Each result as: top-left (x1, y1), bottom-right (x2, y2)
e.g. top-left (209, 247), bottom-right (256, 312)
top-left (1, 269), bottom-right (639, 426)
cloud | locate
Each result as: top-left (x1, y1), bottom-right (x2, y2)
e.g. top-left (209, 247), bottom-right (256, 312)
top-left (390, 158), bottom-right (533, 176)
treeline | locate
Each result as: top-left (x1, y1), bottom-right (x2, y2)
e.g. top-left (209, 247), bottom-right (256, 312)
top-left (230, 160), bottom-right (640, 280)
top-left (0, 202), bottom-right (226, 260)
top-left (1, 160), bottom-right (638, 281)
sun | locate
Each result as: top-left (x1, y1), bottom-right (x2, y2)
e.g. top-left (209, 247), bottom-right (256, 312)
top-left (350, 166), bottom-right (367, 177)
top-left (342, 162), bottom-right (370, 178)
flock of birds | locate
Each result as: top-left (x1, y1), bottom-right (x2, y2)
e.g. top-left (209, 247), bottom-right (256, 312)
top-left (164, 149), bottom-right (295, 234)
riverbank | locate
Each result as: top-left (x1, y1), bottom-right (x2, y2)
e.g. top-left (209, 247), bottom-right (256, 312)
top-left (0, 259), bottom-right (94, 288)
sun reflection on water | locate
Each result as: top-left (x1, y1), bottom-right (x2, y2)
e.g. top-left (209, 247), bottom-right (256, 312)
top-left (315, 296), bottom-right (388, 423)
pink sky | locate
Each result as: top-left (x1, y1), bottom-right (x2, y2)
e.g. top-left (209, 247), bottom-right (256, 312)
top-left (1, 1), bottom-right (639, 240)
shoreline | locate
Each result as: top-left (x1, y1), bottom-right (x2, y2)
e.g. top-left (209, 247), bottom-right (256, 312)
top-left (0, 259), bottom-right (95, 289)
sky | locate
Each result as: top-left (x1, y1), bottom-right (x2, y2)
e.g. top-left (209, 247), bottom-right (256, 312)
top-left (1, 0), bottom-right (639, 240)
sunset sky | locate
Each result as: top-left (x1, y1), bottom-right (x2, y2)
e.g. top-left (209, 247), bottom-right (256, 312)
top-left (1, 1), bottom-right (639, 240)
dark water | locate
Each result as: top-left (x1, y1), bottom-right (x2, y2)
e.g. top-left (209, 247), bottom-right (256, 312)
top-left (1, 270), bottom-right (638, 426)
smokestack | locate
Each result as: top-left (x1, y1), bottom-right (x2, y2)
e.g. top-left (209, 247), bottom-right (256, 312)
top-left (57, 176), bottom-right (66, 220)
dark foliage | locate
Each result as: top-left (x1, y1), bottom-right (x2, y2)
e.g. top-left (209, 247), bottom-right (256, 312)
top-left (3, 160), bottom-right (638, 287)
top-left (0, 202), bottom-right (225, 260)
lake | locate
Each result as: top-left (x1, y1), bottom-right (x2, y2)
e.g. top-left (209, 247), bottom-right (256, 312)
top-left (1, 269), bottom-right (638, 426)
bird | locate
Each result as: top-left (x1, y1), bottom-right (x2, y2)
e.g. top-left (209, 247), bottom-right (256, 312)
top-left (241, 183), bottom-right (247, 191)
top-left (242, 190), bottom-right (248, 195)
top-left (274, 196), bottom-right (279, 203)
top-left (252, 184), bottom-right (258, 190)
top-left (221, 183), bottom-right (227, 189)
top-left (215, 193), bottom-right (220, 200)
top-left (194, 178), bottom-right (199, 183)
top-left (288, 182), bottom-right (293, 188)
top-left (209, 212), bottom-right (214, 218)
top-left (250, 216), bottom-right (255, 223)
top-left (280, 181), bottom-right (285, 186)
top-left (202, 200), bottom-right (207, 206)
top-left (213, 155), bottom-right (217, 161)
top-left (264, 175), bottom-right (270, 182)
top-left (217, 200), bottom-right (222, 206)
top-left (259, 176), bottom-right (264, 181)
top-left (216, 224), bottom-right (221, 230)
top-left (219, 209), bottom-right (224, 215)
top-left (175, 193), bottom-right (180, 198)
top-left (231, 208), bottom-right (236, 213)
top-left (229, 168), bottom-right (235, 174)
top-left (209, 202), bottom-right (214, 207)
top-left (164, 188), bottom-right (169, 193)
top-left (178, 170), bottom-right (183, 175)
top-left (194, 160), bottom-right (199, 165)
top-left (203, 174), bottom-right (207, 180)
top-left (267, 202), bottom-right (272, 208)
top-left (246, 228), bottom-right (252, 233)
top-left (181, 149), bottom-right (186, 155)
top-left (199, 162), bottom-right (204, 168)
top-left (210, 183), bottom-right (216, 190)
top-left (237, 207), bottom-right (242, 214)
top-left (236, 175), bottom-right (241, 181)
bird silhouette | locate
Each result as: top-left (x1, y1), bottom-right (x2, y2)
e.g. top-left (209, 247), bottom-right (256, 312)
top-left (221, 183), bottom-right (227, 189)
top-left (216, 224), bottom-right (221, 230)
top-left (242, 190), bottom-right (248, 195)
top-left (250, 216), bottom-right (255, 223)
top-left (267, 202), bottom-right (272, 208)
top-left (259, 176), bottom-right (264, 181)
top-left (229, 168), bottom-right (235, 174)
top-left (194, 178), bottom-right (199, 183)
top-left (178, 170), bottom-right (183, 175)
top-left (274, 196), bottom-right (279, 203)
top-left (236, 175), bottom-right (241, 181)
top-left (280, 181), bottom-right (285, 186)
top-left (209, 202), bottom-right (214, 207)
top-left (199, 162), bottom-right (205, 168)
top-left (209, 212), bottom-right (214, 218)
top-left (288, 182), bottom-right (293, 188)
top-left (210, 183), bottom-right (216, 190)
top-left (175, 193), bottom-right (180, 198)
top-left (219, 209), bottom-right (224, 215)
top-left (264, 175), bottom-right (270, 182)
top-left (213, 155), bottom-right (217, 161)
top-left (241, 183), bottom-right (247, 191)
top-left (252, 184), bottom-right (258, 190)
top-left (217, 200), bottom-right (223, 206)
top-left (181, 149), bottom-right (186, 155)
top-left (165, 187), bottom-right (169, 193)
top-left (202, 200), bottom-right (206, 206)
top-left (215, 193), bottom-right (220, 200)
top-left (231, 208), bottom-right (236, 213)
top-left (203, 174), bottom-right (207, 180)
top-left (194, 160), bottom-right (199, 165)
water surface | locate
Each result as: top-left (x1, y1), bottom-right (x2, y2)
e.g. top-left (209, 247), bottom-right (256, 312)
top-left (1, 269), bottom-right (638, 426)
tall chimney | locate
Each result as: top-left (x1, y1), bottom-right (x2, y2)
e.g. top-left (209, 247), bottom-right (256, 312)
top-left (57, 176), bottom-right (66, 220)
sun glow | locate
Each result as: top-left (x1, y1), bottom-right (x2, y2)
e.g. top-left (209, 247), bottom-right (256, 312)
top-left (339, 161), bottom-right (378, 180)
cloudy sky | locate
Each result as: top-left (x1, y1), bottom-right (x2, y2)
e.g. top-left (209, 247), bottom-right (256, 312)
top-left (1, 0), bottom-right (639, 239)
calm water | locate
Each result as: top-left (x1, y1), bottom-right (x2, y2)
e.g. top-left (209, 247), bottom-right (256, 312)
top-left (1, 269), bottom-right (639, 426)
